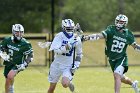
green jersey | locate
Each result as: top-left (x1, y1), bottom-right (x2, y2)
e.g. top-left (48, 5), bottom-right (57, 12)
top-left (0, 36), bottom-right (33, 66)
top-left (102, 25), bottom-right (135, 60)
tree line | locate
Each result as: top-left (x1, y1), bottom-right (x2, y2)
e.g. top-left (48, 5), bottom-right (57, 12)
top-left (0, 0), bottom-right (140, 33)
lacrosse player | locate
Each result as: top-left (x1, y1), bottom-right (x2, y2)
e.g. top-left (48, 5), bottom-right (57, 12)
top-left (0, 24), bottom-right (33, 93)
top-left (47, 19), bottom-right (82, 93)
top-left (84, 14), bottom-right (140, 93)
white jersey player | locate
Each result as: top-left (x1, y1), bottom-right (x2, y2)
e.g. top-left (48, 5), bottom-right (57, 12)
top-left (47, 19), bottom-right (82, 93)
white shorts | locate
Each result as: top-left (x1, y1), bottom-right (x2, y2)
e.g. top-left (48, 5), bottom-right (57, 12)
top-left (48, 62), bottom-right (73, 83)
top-left (114, 65), bottom-right (124, 76)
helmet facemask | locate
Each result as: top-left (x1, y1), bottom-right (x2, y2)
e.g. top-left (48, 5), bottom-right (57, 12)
top-left (62, 19), bottom-right (75, 36)
top-left (115, 14), bottom-right (128, 30)
top-left (12, 24), bottom-right (24, 41)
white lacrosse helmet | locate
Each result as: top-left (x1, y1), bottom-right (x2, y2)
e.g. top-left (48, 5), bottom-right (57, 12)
top-left (12, 24), bottom-right (24, 41)
top-left (62, 19), bottom-right (75, 34)
top-left (115, 14), bottom-right (128, 30)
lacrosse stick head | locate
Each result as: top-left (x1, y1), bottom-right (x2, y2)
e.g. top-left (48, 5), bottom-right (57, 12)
top-left (38, 42), bottom-right (51, 48)
top-left (75, 23), bottom-right (83, 36)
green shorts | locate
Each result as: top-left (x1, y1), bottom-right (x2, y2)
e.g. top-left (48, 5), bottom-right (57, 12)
top-left (109, 56), bottom-right (128, 73)
top-left (4, 64), bottom-right (18, 78)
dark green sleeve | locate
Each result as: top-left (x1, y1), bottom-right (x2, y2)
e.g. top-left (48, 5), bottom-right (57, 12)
top-left (102, 25), bottom-right (114, 39)
top-left (23, 43), bottom-right (33, 55)
top-left (127, 31), bottom-right (135, 45)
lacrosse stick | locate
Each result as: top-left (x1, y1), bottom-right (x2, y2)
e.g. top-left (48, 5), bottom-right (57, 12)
top-left (38, 42), bottom-right (52, 48)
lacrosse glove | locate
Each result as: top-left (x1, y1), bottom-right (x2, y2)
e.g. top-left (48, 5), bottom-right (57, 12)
top-left (70, 61), bottom-right (80, 75)
top-left (16, 62), bottom-right (28, 71)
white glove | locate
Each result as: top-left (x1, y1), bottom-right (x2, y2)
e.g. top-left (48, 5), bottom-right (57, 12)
top-left (70, 61), bottom-right (80, 75)
top-left (16, 62), bottom-right (27, 71)
top-left (38, 42), bottom-right (52, 48)
top-left (0, 51), bottom-right (10, 61)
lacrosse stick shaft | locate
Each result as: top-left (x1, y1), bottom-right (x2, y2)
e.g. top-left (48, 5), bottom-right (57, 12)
top-left (72, 47), bottom-right (75, 76)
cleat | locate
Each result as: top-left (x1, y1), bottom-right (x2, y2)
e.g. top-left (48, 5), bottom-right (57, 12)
top-left (69, 83), bottom-right (75, 92)
top-left (132, 80), bottom-right (139, 93)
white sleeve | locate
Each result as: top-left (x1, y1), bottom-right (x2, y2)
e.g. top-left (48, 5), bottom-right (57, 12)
top-left (49, 33), bottom-right (67, 54)
top-left (75, 37), bottom-right (83, 62)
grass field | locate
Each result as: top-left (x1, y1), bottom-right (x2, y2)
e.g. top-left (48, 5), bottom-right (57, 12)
top-left (0, 66), bottom-right (140, 93)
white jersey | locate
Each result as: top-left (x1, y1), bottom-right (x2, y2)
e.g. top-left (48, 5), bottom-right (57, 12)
top-left (49, 31), bottom-right (82, 66)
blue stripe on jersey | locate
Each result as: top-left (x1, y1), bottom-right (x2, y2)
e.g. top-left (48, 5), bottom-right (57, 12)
top-left (63, 31), bottom-right (73, 39)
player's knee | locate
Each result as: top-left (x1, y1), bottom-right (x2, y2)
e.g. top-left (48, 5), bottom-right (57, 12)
top-left (7, 71), bottom-right (15, 80)
top-left (114, 72), bottom-right (121, 80)
top-left (7, 74), bottom-right (14, 80)
top-left (61, 77), bottom-right (69, 88)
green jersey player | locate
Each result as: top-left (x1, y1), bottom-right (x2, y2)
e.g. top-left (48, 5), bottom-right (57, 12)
top-left (84, 14), bottom-right (140, 93)
top-left (0, 24), bottom-right (33, 93)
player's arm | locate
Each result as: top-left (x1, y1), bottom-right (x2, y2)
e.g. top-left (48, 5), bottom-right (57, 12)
top-left (16, 44), bottom-right (33, 71)
top-left (16, 52), bottom-right (33, 71)
top-left (49, 33), bottom-right (75, 54)
top-left (24, 52), bottom-right (33, 65)
top-left (70, 37), bottom-right (83, 75)
top-left (75, 37), bottom-right (83, 65)
top-left (83, 33), bottom-right (105, 41)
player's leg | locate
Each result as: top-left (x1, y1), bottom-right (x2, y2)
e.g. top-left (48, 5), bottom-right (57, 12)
top-left (48, 62), bottom-right (61, 93)
top-left (121, 75), bottom-right (139, 93)
top-left (109, 57), bottom-right (126, 93)
top-left (4, 65), bottom-right (18, 93)
top-left (5, 70), bottom-right (17, 93)
top-left (61, 76), bottom-right (70, 88)
top-left (114, 65), bottom-right (124, 93)
top-left (47, 83), bottom-right (57, 93)
top-left (61, 67), bottom-right (74, 92)
top-left (121, 74), bottom-right (133, 85)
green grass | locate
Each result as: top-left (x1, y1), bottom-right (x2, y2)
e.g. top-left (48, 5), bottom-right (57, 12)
top-left (0, 66), bottom-right (140, 93)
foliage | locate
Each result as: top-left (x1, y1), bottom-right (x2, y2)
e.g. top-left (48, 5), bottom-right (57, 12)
top-left (61, 0), bottom-right (140, 32)
top-left (0, 0), bottom-right (52, 33)
top-left (0, 0), bottom-right (140, 33)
